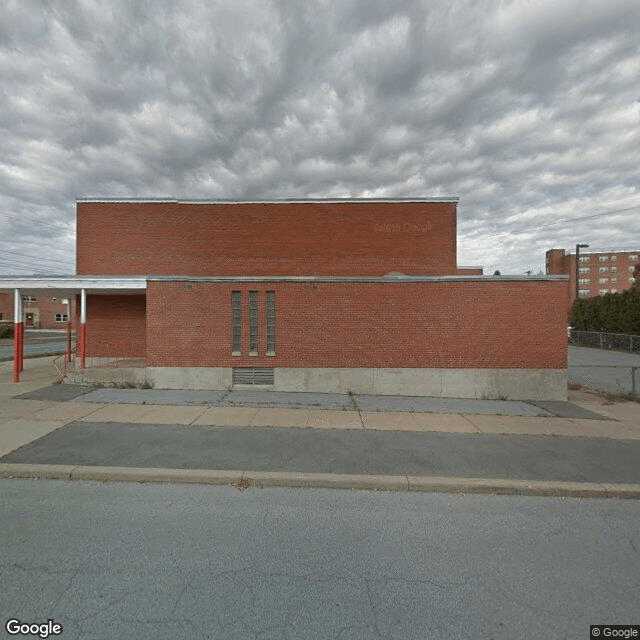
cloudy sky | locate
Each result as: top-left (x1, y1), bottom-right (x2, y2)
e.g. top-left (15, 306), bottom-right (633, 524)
top-left (1, 0), bottom-right (639, 277)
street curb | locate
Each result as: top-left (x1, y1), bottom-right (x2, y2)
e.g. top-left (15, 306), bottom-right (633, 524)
top-left (1, 463), bottom-right (640, 498)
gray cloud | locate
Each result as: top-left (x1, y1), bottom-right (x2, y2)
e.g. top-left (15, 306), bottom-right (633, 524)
top-left (0, 0), bottom-right (639, 276)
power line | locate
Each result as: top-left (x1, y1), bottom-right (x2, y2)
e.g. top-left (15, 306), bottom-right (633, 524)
top-left (0, 256), bottom-right (72, 274)
top-left (0, 264), bottom-right (63, 275)
top-left (0, 248), bottom-right (72, 267)
top-left (0, 211), bottom-right (73, 234)
top-left (0, 255), bottom-right (72, 274)
top-left (461, 204), bottom-right (640, 241)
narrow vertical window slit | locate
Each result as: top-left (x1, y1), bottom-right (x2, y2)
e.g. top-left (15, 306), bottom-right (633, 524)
top-left (266, 291), bottom-right (275, 354)
top-left (232, 291), bottom-right (241, 354)
top-left (249, 291), bottom-right (258, 354)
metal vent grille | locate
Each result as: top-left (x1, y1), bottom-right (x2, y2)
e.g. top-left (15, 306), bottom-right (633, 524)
top-left (232, 367), bottom-right (275, 385)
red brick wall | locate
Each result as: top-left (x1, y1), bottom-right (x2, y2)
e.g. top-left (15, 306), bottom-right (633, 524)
top-left (145, 279), bottom-right (567, 369)
top-left (76, 201), bottom-right (458, 276)
top-left (0, 293), bottom-right (10, 321)
top-left (81, 295), bottom-right (146, 358)
top-left (0, 293), bottom-right (75, 329)
top-left (23, 297), bottom-right (76, 329)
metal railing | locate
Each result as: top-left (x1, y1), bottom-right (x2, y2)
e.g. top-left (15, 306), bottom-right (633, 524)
top-left (52, 348), bottom-right (75, 381)
top-left (569, 330), bottom-right (640, 353)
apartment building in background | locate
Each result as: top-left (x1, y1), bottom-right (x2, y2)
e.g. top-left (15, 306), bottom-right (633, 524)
top-left (546, 248), bottom-right (639, 311)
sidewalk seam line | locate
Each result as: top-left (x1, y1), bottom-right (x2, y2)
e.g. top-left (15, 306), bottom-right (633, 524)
top-left (78, 403), bottom-right (112, 421)
top-left (461, 414), bottom-right (482, 432)
top-left (349, 393), bottom-right (365, 429)
top-left (188, 405), bottom-right (209, 425)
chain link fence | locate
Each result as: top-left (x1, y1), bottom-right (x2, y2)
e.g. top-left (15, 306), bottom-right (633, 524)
top-left (569, 330), bottom-right (640, 353)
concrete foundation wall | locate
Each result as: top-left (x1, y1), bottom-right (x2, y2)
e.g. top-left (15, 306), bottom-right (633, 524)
top-left (67, 366), bottom-right (566, 401)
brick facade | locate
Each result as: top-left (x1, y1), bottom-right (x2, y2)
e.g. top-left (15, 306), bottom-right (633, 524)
top-left (64, 198), bottom-right (568, 399)
top-left (77, 200), bottom-right (458, 276)
top-left (0, 292), bottom-right (74, 329)
top-left (81, 295), bottom-right (146, 358)
top-left (145, 279), bottom-right (566, 369)
top-left (0, 292), bottom-right (10, 322)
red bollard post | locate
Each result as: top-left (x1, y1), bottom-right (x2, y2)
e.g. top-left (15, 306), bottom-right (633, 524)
top-left (13, 322), bottom-right (22, 382)
top-left (20, 322), bottom-right (24, 372)
top-left (79, 323), bottom-right (86, 369)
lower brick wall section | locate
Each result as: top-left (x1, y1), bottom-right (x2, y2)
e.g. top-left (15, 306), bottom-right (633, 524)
top-left (146, 279), bottom-right (568, 369)
top-left (82, 294), bottom-right (146, 358)
top-left (80, 280), bottom-right (568, 399)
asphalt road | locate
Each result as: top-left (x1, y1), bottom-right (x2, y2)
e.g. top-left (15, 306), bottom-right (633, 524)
top-left (2, 478), bottom-right (639, 640)
top-left (0, 339), bottom-right (67, 359)
top-left (0, 331), bottom-right (69, 360)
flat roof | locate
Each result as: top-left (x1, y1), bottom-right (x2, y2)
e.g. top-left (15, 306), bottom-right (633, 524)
top-left (0, 274), bottom-right (568, 297)
top-left (0, 274), bottom-right (568, 292)
top-left (76, 197), bottom-right (460, 204)
top-left (0, 276), bottom-right (147, 295)
top-left (147, 275), bottom-right (567, 283)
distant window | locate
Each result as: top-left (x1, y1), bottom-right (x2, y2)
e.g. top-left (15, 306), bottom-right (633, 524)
top-left (631, 277), bottom-right (637, 283)
top-left (598, 278), bottom-right (609, 284)
top-left (611, 288), bottom-right (618, 293)
top-left (578, 290), bottom-right (590, 297)
top-left (611, 277), bottom-right (617, 283)
top-left (578, 278), bottom-right (590, 284)
top-left (630, 255), bottom-right (639, 261)
top-left (22, 296), bottom-right (37, 302)
top-left (578, 267), bottom-right (590, 273)
top-left (611, 255), bottom-right (617, 261)
top-left (578, 256), bottom-right (590, 262)
top-left (599, 289), bottom-right (608, 295)
top-left (629, 266), bottom-right (635, 271)
top-left (599, 266), bottom-right (609, 272)
top-left (54, 313), bottom-right (68, 322)
top-left (599, 256), bottom-right (609, 262)
top-left (611, 266), bottom-right (617, 272)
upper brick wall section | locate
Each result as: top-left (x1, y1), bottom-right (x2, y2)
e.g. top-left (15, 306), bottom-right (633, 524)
top-left (76, 199), bottom-right (458, 276)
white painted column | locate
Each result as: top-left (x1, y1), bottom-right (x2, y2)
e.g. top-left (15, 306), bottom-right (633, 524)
top-left (13, 289), bottom-right (22, 382)
top-left (79, 288), bottom-right (87, 369)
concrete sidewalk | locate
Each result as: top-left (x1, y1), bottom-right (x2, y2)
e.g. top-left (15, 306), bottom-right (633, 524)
top-left (1, 357), bottom-right (640, 497)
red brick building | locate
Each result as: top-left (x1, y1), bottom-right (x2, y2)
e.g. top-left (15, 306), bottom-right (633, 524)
top-left (1, 199), bottom-right (568, 399)
top-left (546, 248), bottom-right (640, 312)
top-left (0, 292), bottom-right (74, 329)
top-left (0, 292), bottom-right (9, 322)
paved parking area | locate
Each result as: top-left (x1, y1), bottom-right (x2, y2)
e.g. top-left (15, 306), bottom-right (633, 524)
top-left (569, 345), bottom-right (640, 397)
